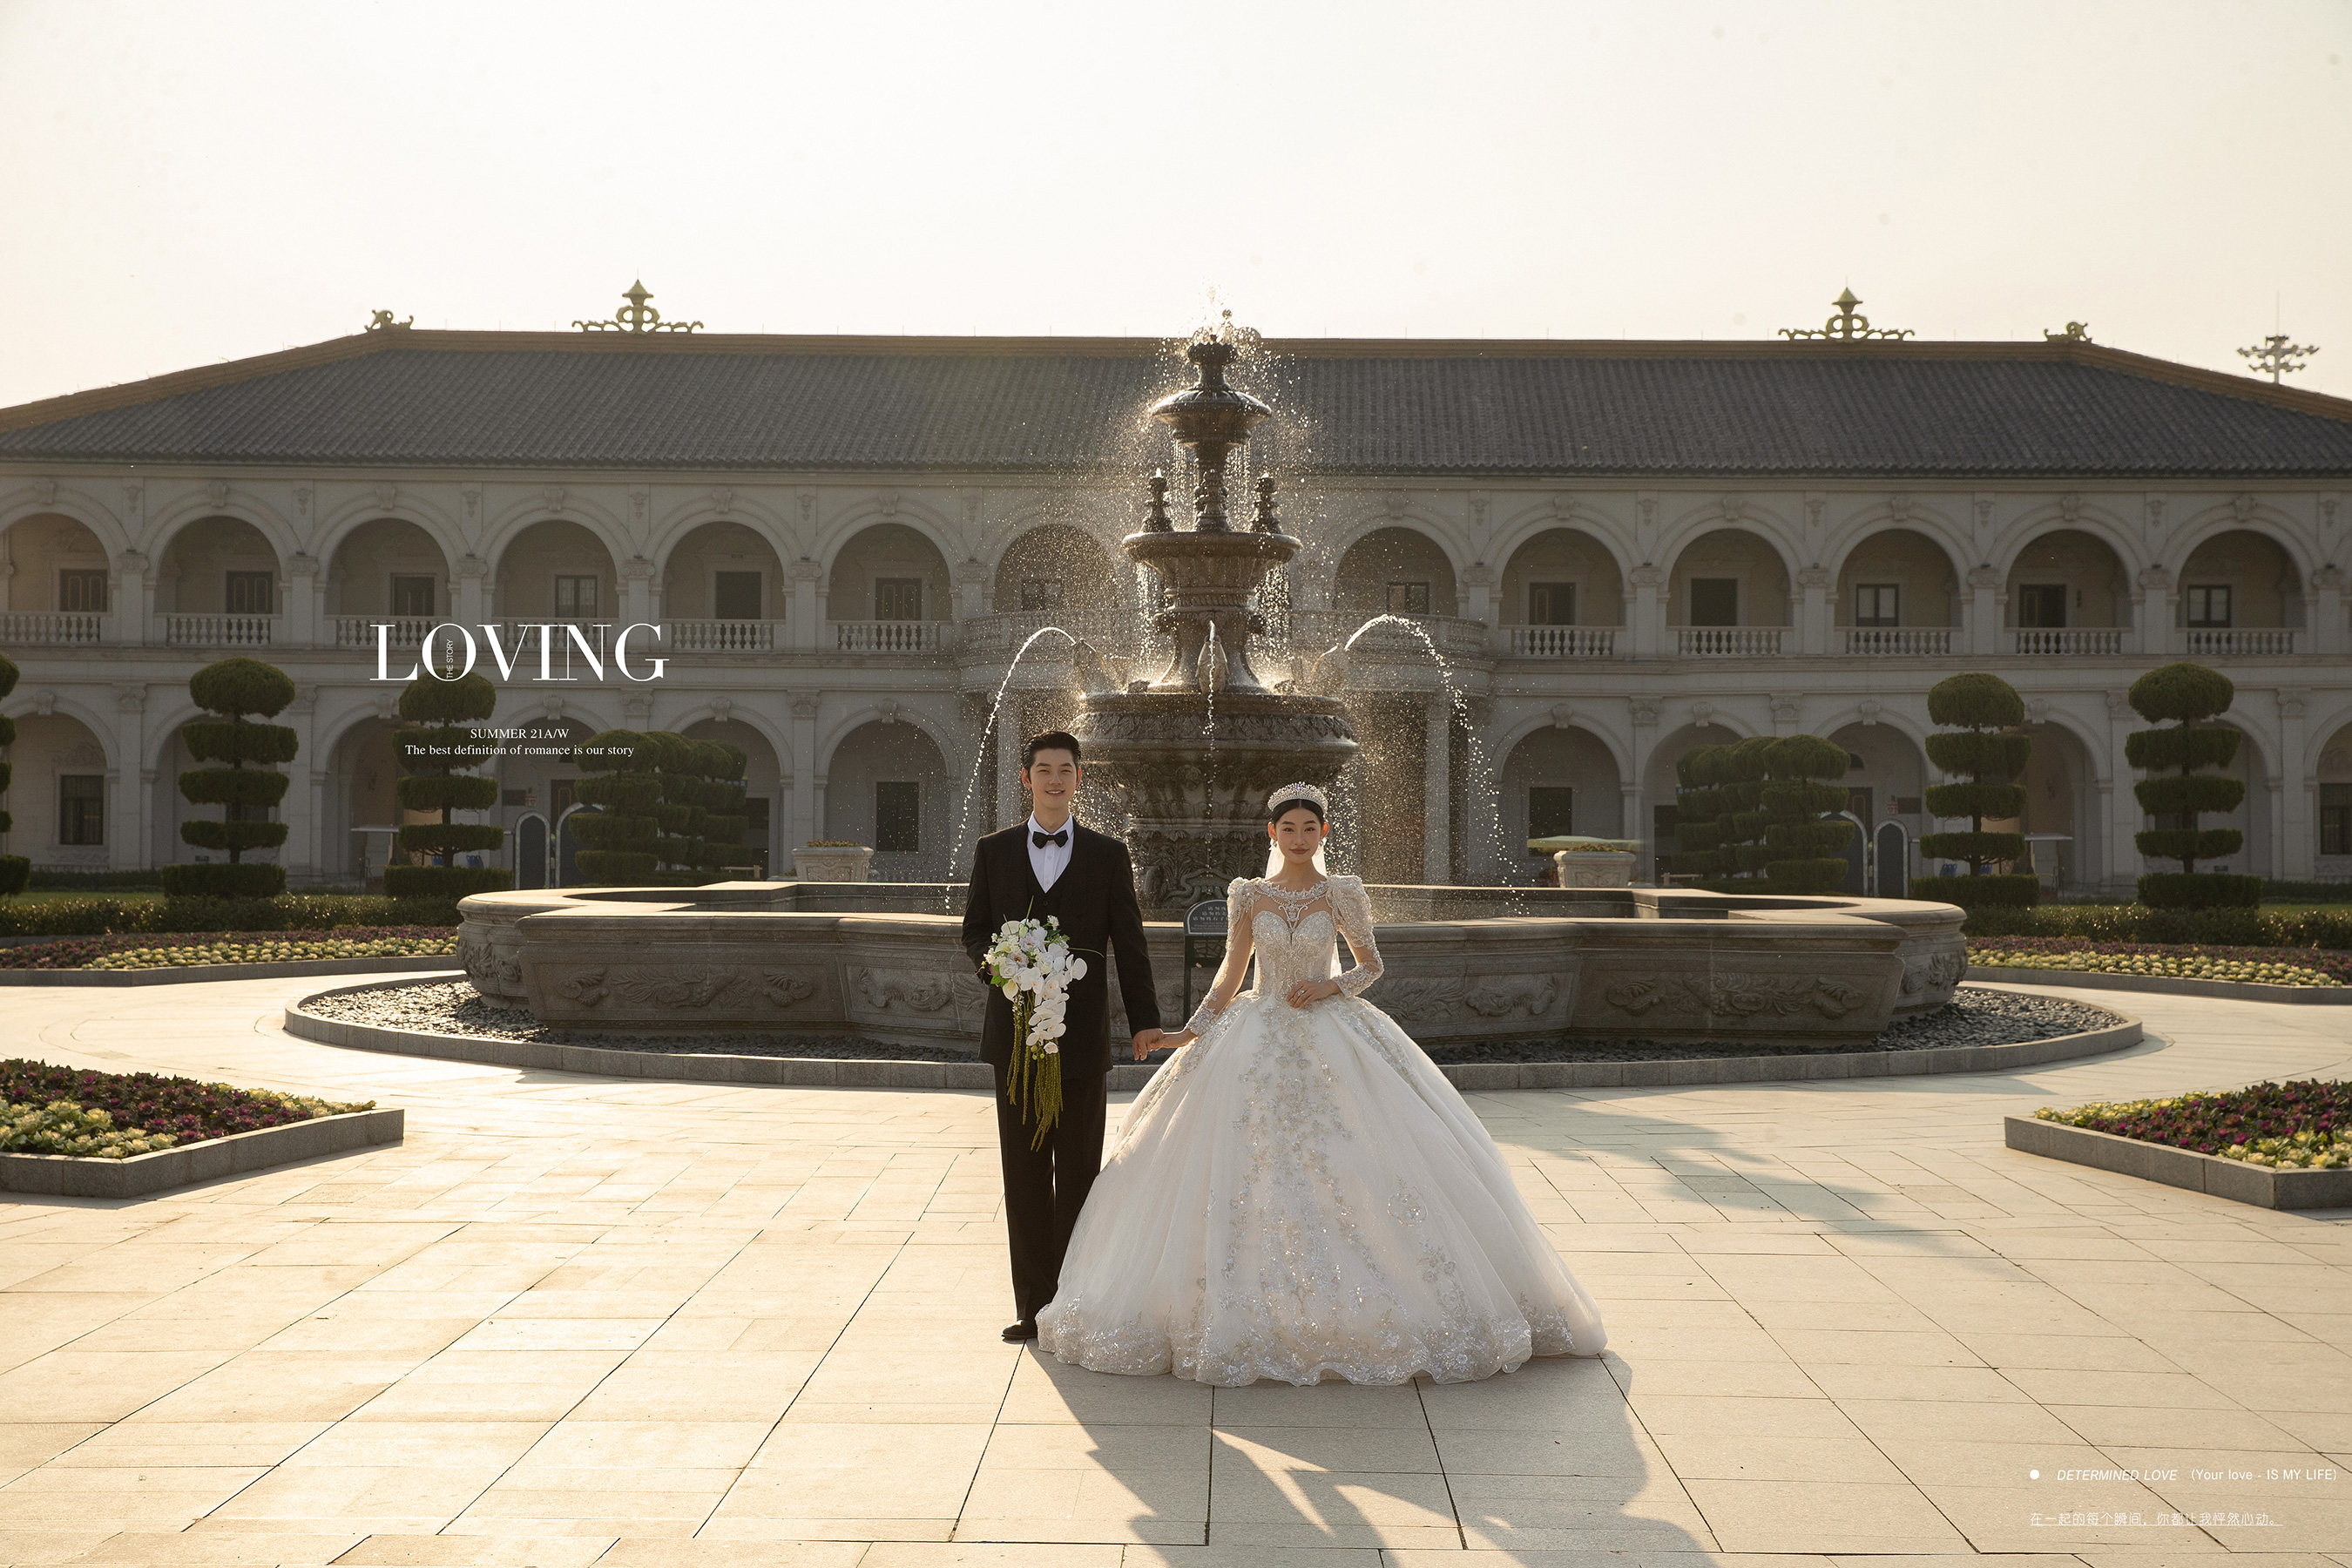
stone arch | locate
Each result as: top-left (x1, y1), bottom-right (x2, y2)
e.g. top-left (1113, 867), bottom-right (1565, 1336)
top-left (2002, 528), bottom-right (2133, 631)
top-left (1830, 527), bottom-right (1965, 628)
top-left (2166, 501), bottom-right (2319, 583)
top-left (1819, 497), bottom-right (1968, 568)
top-left (1496, 526), bottom-right (1625, 628)
top-left (322, 517), bottom-right (459, 620)
top-left (1824, 720), bottom-right (1929, 888)
top-left (824, 521), bottom-right (954, 625)
top-left (1662, 526), bottom-right (1793, 628)
top-left (1332, 524), bottom-right (1461, 620)
top-left (153, 515), bottom-right (287, 617)
top-left (0, 489), bottom-right (132, 558)
top-left (1497, 723), bottom-right (1625, 870)
top-left (989, 524), bottom-right (1122, 617)
top-left (488, 518), bottom-right (623, 622)
top-left (1486, 501), bottom-right (1637, 580)
top-left (142, 491), bottom-right (300, 565)
top-left (1, 511), bottom-right (118, 616)
top-left (821, 716), bottom-right (955, 879)
top-left (1319, 506), bottom-right (1473, 585)
top-left (657, 520), bottom-right (789, 622)
top-left (1653, 500), bottom-right (1801, 578)
top-left (2314, 716), bottom-right (2352, 869)
top-left (478, 495), bottom-right (632, 577)
top-left (1990, 503), bottom-right (2145, 580)
top-left (646, 494), bottom-right (795, 567)
top-left (311, 498), bottom-right (462, 580)
top-left (2171, 528), bottom-right (2305, 631)
top-left (815, 501), bottom-right (962, 581)
top-left (0, 707), bottom-right (117, 868)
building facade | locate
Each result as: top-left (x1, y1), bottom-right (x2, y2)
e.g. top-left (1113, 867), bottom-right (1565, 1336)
top-left (3, 325), bottom-right (2350, 893)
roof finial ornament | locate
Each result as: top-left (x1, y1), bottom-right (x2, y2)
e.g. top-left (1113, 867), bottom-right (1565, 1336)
top-left (2238, 332), bottom-right (2318, 384)
top-left (2043, 321), bottom-right (2092, 342)
top-left (1780, 287), bottom-right (1913, 341)
top-left (576, 280), bottom-right (702, 335)
top-left (365, 309), bottom-right (412, 332)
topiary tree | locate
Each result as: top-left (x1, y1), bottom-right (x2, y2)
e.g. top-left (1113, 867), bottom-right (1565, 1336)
top-left (0, 652), bottom-right (29, 897)
top-left (639, 731), bottom-right (708, 884)
top-left (1915, 672), bottom-right (2039, 909)
top-left (2127, 661), bottom-right (2261, 909)
top-left (1667, 744), bottom-right (1734, 881)
top-left (162, 657), bottom-right (298, 899)
top-left (1716, 734), bottom-right (1778, 883)
top-left (688, 738), bottom-right (751, 876)
top-left (1758, 734), bottom-right (1855, 894)
top-left (388, 670), bottom-right (512, 900)
top-left (570, 729), bottom-right (661, 885)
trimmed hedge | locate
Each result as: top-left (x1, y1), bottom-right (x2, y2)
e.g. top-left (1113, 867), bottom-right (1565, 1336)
top-left (170, 657), bottom-right (299, 899)
top-left (1911, 873), bottom-right (2042, 909)
top-left (160, 862), bottom-right (287, 900)
top-left (24, 870), bottom-right (170, 892)
top-left (390, 671), bottom-right (510, 902)
top-left (0, 894), bottom-right (463, 938)
top-left (0, 653), bottom-right (26, 898)
top-left (1959, 902), bottom-right (2352, 950)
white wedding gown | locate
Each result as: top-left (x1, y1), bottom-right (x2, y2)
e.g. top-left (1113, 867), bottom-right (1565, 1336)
top-left (1038, 874), bottom-right (1607, 1385)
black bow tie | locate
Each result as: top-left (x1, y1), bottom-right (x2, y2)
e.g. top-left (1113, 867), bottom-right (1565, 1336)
top-left (1032, 829), bottom-right (1068, 848)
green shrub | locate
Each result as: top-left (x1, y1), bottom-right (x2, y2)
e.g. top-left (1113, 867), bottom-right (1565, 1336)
top-left (1957, 902), bottom-right (2352, 950)
top-left (169, 657), bottom-right (298, 900)
top-left (1912, 873), bottom-right (2043, 909)
top-left (26, 870), bottom-right (166, 891)
top-left (1758, 734), bottom-right (1854, 894)
top-left (2126, 661), bottom-right (2259, 908)
top-left (0, 653), bottom-right (26, 899)
top-left (1918, 672), bottom-right (2032, 895)
top-left (0, 894), bottom-right (463, 938)
top-left (2261, 880), bottom-right (2352, 904)
top-left (389, 671), bottom-right (511, 901)
top-left (687, 738), bottom-right (750, 874)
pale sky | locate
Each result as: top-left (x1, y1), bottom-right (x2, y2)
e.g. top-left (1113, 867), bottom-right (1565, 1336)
top-left (3, 0), bottom-right (2347, 409)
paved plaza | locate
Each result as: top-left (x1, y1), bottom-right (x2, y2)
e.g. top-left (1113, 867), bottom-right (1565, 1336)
top-left (2, 977), bottom-right (2348, 1567)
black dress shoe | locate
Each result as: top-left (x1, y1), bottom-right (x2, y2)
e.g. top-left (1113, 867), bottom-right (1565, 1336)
top-left (1002, 1319), bottom-right (1038, 1342)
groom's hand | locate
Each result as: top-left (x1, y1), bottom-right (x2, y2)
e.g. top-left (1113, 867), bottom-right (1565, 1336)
top-left (1131, 1028), bottom-right (1163, 1061)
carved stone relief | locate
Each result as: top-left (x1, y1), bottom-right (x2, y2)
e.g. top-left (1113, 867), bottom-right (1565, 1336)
top-left (1604, 973), bottom-right (1869, 1020)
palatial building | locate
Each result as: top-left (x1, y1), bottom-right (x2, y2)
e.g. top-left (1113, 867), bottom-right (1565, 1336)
top-left (3, 296), bottom-right (2350, 894)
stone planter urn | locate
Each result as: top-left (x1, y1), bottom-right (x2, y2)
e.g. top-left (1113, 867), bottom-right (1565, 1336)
top-left (794, 843), bottom-right (874, 882)
top-left (1555, 849), bottom-right (1636, 889)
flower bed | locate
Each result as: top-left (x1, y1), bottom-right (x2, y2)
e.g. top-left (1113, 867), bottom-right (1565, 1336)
top-left (2036, 1079), bottom-right (2349, 1169)
top-left (0, 927), bottom-right (455, 970)
top-left (1968, 936), bottom-right (2349, 988)
top-left (2, 1059), bottom-right (375, 1160)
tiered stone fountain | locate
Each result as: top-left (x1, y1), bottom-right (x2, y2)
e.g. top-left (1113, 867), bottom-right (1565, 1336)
top-left (452, 319), bottom-right (1967, 1055)
top-left (1078, 327), bottom-right (1356, 911)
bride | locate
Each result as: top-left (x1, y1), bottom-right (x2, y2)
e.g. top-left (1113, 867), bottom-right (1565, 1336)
top-left (1037, 783), bottom-right (1607, 1386)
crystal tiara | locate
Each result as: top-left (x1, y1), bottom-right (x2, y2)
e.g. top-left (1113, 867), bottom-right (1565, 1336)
top-left (1266, 782), bottom-right (1330, 814)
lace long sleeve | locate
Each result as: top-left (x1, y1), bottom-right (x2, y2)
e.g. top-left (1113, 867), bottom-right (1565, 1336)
top-left (1182, 878), bottom-right (1256, 1037)
top-left (1328, 876), bottom-right (1384, 997)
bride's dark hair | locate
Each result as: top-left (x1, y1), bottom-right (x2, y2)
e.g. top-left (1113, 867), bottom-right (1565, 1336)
top-left (1267, 795), bottom-right (1328, 825)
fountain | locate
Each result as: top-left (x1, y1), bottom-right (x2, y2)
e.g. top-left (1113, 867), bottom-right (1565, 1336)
top-left (450, 316), bottom-right (1968, 1056)
top-left (1078, 321), bottom-right (1357, 911)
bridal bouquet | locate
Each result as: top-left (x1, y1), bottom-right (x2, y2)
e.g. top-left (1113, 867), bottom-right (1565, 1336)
top-left (983, 915), bottom-right (1086, 1148)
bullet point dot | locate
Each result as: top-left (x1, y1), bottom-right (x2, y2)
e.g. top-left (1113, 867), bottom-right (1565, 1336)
top-left (2031, 1470), bottom-right (2041, 1479)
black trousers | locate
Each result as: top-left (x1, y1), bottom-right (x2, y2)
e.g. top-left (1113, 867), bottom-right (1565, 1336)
top-left (992, 1062), bottom-right (1110, 1324)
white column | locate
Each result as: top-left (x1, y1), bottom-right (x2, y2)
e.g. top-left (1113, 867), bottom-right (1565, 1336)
top-left (455, 555), bottom-right (488, 626)
top-left (788, 695), bottom-right (819, 864)
top-left (2313, 568), bottom-right (2346, 658)
top-left (1627, 699), bottom-right (1659, 882)
top-left (285, 553), bottom-right (321, 646)
top-left (112, 686), bottom-right (147, 871)
top-left (117, 551), bottom-right (152, 646)
top-left (2104, 690), bottom-right (2139, 895)
top-left (995, 693), bottom-right (1024, 833)
top-left (1796, 566), bottom-right (1832, 655)
top-left (789, 560), bottom-right (821, 652)
top-left (1423, 696), bottom-right (1451, 884)
top-left (1963, 566), bottom-right (2004, 657)
top-left (2277, 691), bottom-right (2311, 878)
top-left (621, 557), bottom-right (655, 625)
top-left (1627, 564), bottom-right (1665, 657)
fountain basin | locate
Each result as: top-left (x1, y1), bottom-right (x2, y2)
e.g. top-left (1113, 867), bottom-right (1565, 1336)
top-left (458, 883), bottom-right (1963, 1052)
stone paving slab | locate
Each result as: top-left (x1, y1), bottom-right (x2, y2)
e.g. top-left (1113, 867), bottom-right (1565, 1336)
top-left (0, 975), bottom-right (2347, 1565)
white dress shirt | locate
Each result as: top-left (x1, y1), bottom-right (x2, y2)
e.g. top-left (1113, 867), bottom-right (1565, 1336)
top-left (1026, 814), bottom-right (1075, 891)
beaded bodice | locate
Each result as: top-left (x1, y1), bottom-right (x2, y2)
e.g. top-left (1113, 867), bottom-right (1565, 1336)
top-left (1236, 875), bottom-right (1383, 998)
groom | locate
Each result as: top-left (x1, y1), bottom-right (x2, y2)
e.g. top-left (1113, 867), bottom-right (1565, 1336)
top-left (961, 730), bottom-right (1162, 1342)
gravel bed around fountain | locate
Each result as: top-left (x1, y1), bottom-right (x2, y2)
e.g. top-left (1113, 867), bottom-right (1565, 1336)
top-left (300, 977), bottom-right (2119, 1063)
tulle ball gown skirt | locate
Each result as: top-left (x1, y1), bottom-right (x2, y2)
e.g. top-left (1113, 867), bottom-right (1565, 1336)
top-left (1037, 991), bottom-right (1607, 1386)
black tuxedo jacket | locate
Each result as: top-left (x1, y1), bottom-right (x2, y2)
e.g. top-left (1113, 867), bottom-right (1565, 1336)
top-left (960, 821), bottom-right (1160, 1079)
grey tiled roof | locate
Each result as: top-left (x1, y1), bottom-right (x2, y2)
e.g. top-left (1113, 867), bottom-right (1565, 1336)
top-left (4, 336), bottom-right (2350, 477)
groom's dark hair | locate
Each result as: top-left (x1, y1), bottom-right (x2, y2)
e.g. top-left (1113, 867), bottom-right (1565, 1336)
top-left (1023, 730), bottom-right (1082, 767)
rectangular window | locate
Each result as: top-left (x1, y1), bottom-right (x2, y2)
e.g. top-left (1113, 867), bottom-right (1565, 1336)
top-left (713, 571), bottom-right (763, 619)
top-left (2186, 585), bottom-right (2233, 628)
top-left (1528, 582), bottom-right (1576, 625)
top-left (875, 781), bottom-right (921, 852)
top-left (57, 775), bottom-right (105, 846)
top-left (57, 569), bottom-right (108, 613)
top-left (2322, 784), bottom-right (2352, 857)
top-left (875, 578), bottom-right (924, 621)
top-left (1528, 786), bottom-right (1574, 853)
top-left (225, 571), bottom-right (274, 616)
top-left (1019, 578), bottom-right (1064, 612)
top-left (2017, 584), bottom-right (2068, 628)
top-left (1689, 578), bottom-right (1738, 626)
top-left (1855, 584), bottom-right (1901, 626)
top-left (1384, 581), bottom-right (1431, 615)
top-left (389, 575), bottom-right (436, 617)
top-left (554, 576), bottom-right (599, 618)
